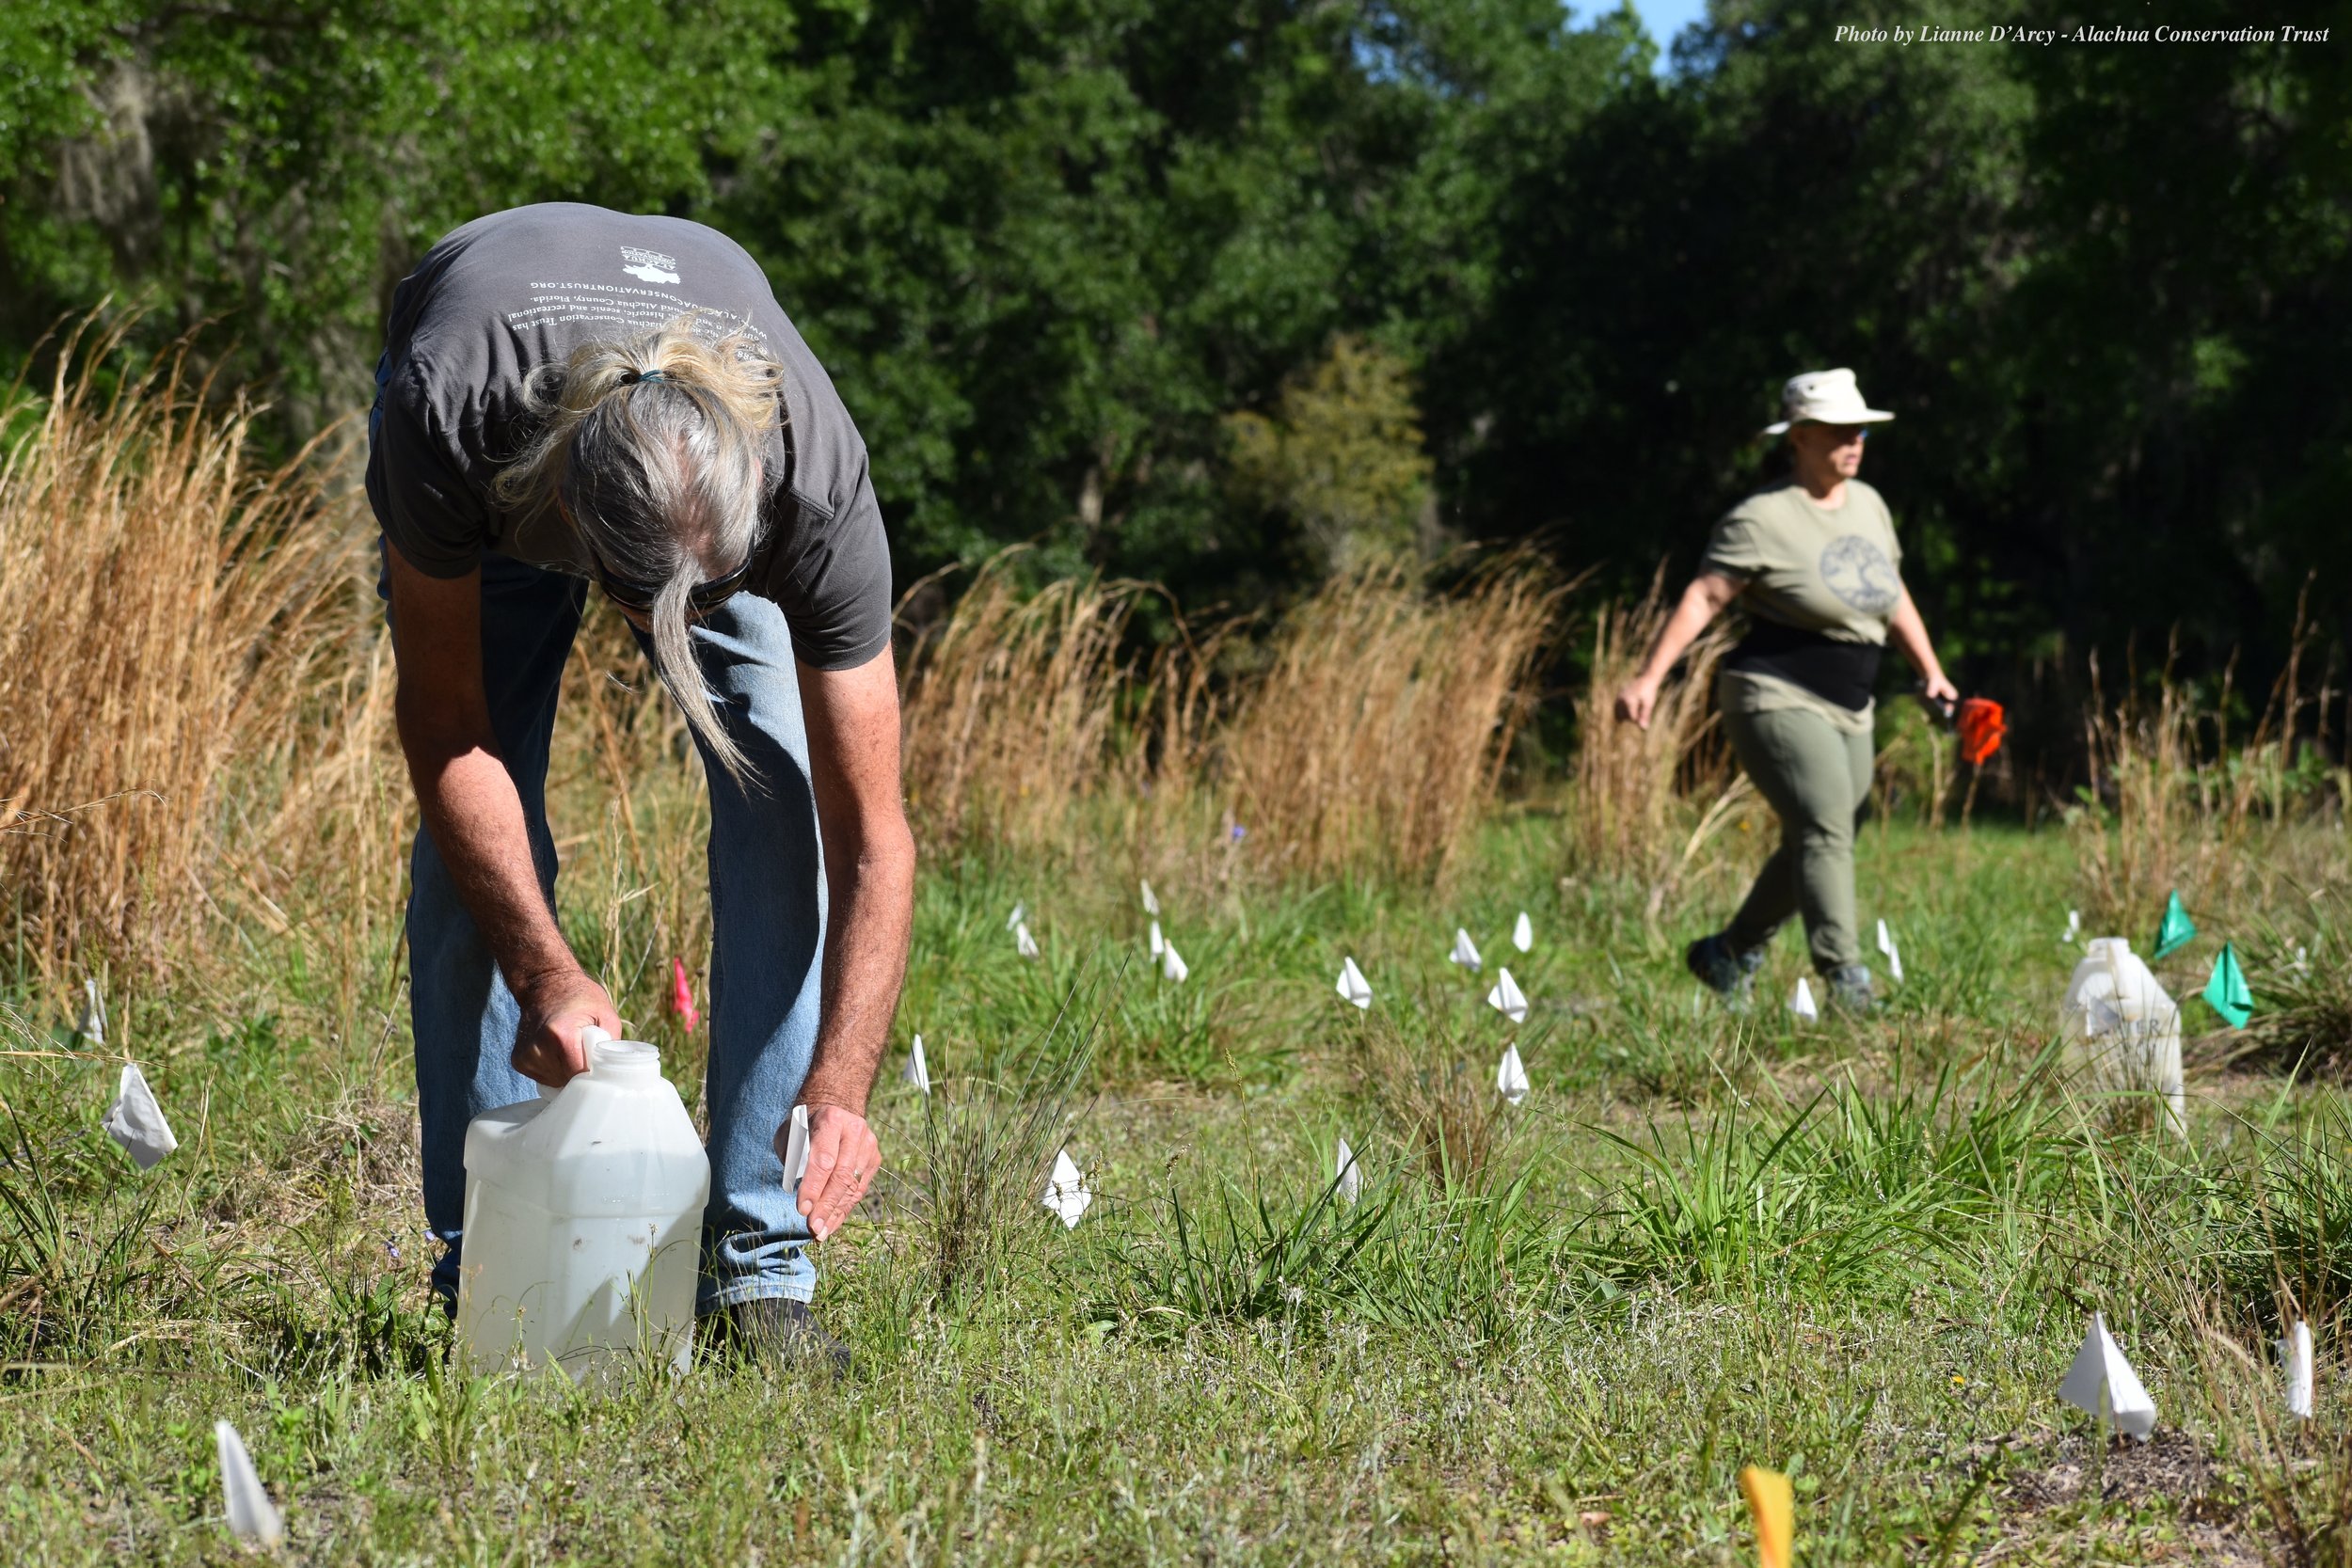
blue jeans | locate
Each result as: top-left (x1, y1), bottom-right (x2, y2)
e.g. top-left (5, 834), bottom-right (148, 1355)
top-left (379, 546), bottom-right (825, 1313)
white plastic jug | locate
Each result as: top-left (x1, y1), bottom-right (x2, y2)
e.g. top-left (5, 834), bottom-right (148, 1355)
top-left (2059, 937), bottom-right (2185, 1135)
top-left (454, 1028), bottom-right (710, 1378)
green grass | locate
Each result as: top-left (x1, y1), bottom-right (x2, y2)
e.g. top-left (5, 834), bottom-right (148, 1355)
top-left (5, 817), bottom-right (2351, 1563)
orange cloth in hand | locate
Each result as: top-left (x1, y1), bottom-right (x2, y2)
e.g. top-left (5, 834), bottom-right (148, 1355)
top-left (1956, 697), bottom-right (2007, 767)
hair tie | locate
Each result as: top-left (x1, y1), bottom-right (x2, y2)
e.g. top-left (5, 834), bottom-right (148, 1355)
top-left (623, 368), bottom-right (667, 386)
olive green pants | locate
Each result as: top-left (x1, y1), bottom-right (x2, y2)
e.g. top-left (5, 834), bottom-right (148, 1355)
top-left (1722, 699), bottom-right (1875, 974)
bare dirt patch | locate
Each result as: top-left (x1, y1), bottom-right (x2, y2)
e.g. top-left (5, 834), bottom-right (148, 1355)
top-left (1973, 1428), bottom-right (2273, 1567)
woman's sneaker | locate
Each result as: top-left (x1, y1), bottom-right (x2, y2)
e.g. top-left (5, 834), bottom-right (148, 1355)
top-left (1686, 933), bottom-right (1764, 1005)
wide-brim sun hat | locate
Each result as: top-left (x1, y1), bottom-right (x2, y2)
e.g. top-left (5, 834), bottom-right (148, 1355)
top-left (1760, 368), bottom-right (1895, 436)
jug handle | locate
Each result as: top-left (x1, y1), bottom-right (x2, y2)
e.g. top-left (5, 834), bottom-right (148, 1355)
top-left (536, 1024), bottom-right (614, 1099)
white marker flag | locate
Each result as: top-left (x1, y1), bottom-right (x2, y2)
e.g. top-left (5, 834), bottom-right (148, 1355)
top-left (215, 1419), bottom-right (283, 1544)
top-left (1336, 957), bottom-right (1373, 1010)
top-left (1140, 879), bottom-right (1160, 915)
top-left (2058, 1311), bottom-right (2157, 1438)
top-left (1513, 911), bottom-right (1534, 953)
top-left (1486, 968), bottom-right (1528, 1024)
top-left (77, 978), bottom-right (106, 1046)
top-left (1015, 922), bottom-right (1041, 959)
top-left (1496, 1042), bottom-right (1531, 1105)
top-left (1876, 920), bottom-right (1904, 984)
top-left (1043, 1148), bottom-right (1092, 1227)
top-left (2062, 909), bottom-right (2081, 944)
top-left (1006, 901), bottom-right (1026, 932)
top-left (1161, 941), bottom-right (1189, 983)
top-left (2284, 1320), bottom-right (2314, 1420)
top-left (103, 1063), bottom-right (177, 1170)
top-left (903, 1035), bottom-right (931, 1095)
top-left (1450, 928), bottom-right (1482, 972)
top-left (1335, 1138), bottom-right (1361, 1206)
top-left (781, 1103), bottom-right (810, 1191)
top-left (1789, 977), bottom-right (1819, 1023)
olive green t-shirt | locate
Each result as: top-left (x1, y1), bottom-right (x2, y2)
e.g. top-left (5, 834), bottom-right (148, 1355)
top-left (1702, 480), bottom-right (1905, 733)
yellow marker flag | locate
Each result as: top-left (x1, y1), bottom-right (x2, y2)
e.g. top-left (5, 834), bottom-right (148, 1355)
top-left (1740, 1465), bottom-right (1793, 1568)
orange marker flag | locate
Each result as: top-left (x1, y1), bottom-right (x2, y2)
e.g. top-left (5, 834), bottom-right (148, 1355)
top-left (1740, 1465), bottom-right (1792, 1568)
top-left (1956, 697), bottom-right (2008, 767)
top-left (671, 958), bottom-right (700, 1032)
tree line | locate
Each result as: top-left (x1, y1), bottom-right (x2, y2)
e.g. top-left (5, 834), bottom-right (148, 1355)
top-left (3, 0), bottom-right (2344, 750)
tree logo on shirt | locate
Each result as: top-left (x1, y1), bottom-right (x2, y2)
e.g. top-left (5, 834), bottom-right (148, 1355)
top-left (619, 246), bottom-right (681, 284)
top-left (1819, 535), bottom-right (1899, 615)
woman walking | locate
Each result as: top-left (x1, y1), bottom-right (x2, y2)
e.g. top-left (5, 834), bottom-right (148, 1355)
top-left (1615, 370), bottom-right (1955, 1012)
top-left (367, 203), bottom-right (914, 1363)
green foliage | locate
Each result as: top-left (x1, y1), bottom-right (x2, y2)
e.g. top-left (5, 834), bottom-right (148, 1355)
top-left (0, 0), bottom-right (809, 428)
top-left (1224, 334), bottom-right (1434, 570)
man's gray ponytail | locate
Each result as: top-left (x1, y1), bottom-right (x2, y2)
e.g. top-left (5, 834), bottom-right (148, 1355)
top-left (494, 316), bottom-right (784, 784)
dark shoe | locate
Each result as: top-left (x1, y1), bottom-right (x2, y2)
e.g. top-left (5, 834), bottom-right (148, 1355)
top-left (699, 1298), bottom-right (851, 1377)
top-left (1826, 963), bottom-right (1877, 1014)
top-left (1686, 933), bottom-right (1764, 1006)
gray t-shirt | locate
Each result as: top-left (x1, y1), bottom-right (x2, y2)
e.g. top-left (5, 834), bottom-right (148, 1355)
top-left (364, 203), bottom-right (893, 670)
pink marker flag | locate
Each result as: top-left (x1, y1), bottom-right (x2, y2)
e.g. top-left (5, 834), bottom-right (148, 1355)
top-left (671, 958), bottom-right (700, 1032)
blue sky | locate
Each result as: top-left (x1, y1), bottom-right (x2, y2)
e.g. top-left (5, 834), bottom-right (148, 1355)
top-left (1625, 0), bottom-right (1712, 69)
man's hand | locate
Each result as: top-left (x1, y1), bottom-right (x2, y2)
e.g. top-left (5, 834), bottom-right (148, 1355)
top-left (1922, 673), bottom-right (1961, 710)
top-left (787, 1103), bottom-right (881, 1242)
top-left (513, 970), bottom-right (624, 1088)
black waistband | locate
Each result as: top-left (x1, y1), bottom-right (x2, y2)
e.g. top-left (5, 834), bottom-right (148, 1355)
top-left (1724, 619), bottom-right (1883, 711)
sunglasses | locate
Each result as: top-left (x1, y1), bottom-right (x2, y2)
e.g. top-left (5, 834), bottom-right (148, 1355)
top-left (581, 536), bottom-right (754, 615)
top-left (1811, 424), bottom-right (1869, 446)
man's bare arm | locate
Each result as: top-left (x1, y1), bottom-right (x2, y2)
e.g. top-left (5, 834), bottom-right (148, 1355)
top-left (385, 542), bottom-right (618, 1083)
top-left (787, 649), bottom-right (916, 1239)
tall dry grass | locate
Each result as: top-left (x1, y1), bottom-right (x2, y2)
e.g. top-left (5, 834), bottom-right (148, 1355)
top-left (2071, 609), bottom-right (2341, 932)
top-left (897, 554), bottom-right (1153, 856)
top-left (1565, 569), bottom-right (1745, 916)
top-left (898, 550), bottom-right (1560, 890)
top-left (0, 316), bottom-right (380, 978)
top-left (1217, 556), bottom-right (1561, 885)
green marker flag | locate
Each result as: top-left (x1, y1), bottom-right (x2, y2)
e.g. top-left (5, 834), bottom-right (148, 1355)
top-left (2153, 891), bottom-right (2198, 960)
top-left (2203, 943), bottom-right (2253, 1028)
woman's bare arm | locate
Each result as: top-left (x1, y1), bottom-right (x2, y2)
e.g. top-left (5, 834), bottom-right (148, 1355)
top-left (1888, 587), bottom-right (1958, 705)
top-left (1614, 571), bottom-right (1743, 729)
